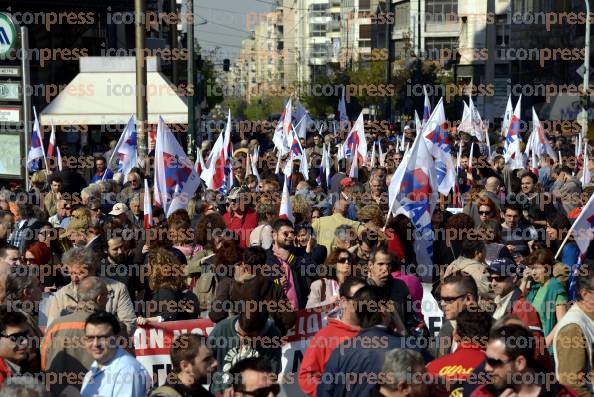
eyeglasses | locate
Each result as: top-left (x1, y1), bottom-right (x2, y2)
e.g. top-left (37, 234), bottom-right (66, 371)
top-left (0, 330), bottom-right (29, 343)
top-left (336, 257), bottom-right (351, 263)
top-left (440, 294), bottom-right (466, 304)
top-left (478, 211), bottom-right (492, 215)
top-left (488, 275), bottom-right (508, 282)
top-left (485, 356), bottom-right (512, 368)
top-left (21, 257), bottom-right (35, 264)
top-left (236, 384), bottom-right (280, 397)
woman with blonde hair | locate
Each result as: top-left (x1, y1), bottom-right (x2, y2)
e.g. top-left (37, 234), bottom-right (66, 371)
top-left (137, 247), bottom-right (199, 324)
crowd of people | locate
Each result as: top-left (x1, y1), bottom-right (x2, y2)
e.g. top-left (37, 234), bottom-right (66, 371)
top-left (0, 121), bottom-right (592, 397)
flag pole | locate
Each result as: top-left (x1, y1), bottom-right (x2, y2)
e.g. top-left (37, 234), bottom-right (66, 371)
top-left (554, 221), bottom-right (578, 260)
top-left (555, 193), bottom-right (594, 258)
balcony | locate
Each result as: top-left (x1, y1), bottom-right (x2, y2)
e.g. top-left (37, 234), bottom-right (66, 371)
top-left (329, 20), bottom-right (340, 32)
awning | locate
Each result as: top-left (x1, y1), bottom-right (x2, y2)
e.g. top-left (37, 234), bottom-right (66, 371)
top-left (40, 56), bottom-right (188, 125)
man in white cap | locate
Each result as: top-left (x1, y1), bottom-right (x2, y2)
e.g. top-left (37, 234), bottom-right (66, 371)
top-left (109, 203), bottom-right (130, 227)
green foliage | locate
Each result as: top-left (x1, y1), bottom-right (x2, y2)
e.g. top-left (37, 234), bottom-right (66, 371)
top-left (244, 96), bottom-right (286, 120)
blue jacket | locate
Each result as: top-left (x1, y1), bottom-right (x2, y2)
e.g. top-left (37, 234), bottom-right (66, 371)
top-left (317, 326), bottom-right (431, 397)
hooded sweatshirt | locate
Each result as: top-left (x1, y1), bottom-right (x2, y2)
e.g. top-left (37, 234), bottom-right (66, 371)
top-left (298, 319), bottom-right (359, 397)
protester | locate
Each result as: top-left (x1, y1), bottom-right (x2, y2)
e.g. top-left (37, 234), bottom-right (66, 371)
top-left (553, 265), bottom-right (594, 397)
top-left (306, 248), bottom-right (354, 308)
top-left (471, 324), bottom-right (578, 397)
top-left (299, 277), bottom-right (365, 397)
top-left (226, 356), bottom-right (280, 397)
top-left (42, 277), bottom-right (108, 397)
top-left (148, 334), bottom-right (217, 397)
top-left (46, 247), bottom-right (137, 336)
top-left (369, 349), bottom-right (428, 397)
top-left (431, 272), bottom-right (478, 358)
top-left (81, 311), bottom-right (150, 397)
top-left (426, 308), bottom-right (492, 397)
top-left (207, 310), bottom-right (282, 395)
top-left (525, 248), bottom-right (568, 349)
top-left (318, 285), bottom-right (429, 397)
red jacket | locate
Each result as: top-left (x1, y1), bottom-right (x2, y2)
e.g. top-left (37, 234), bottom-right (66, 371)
top-left (426, 343), bottom-right (485, 397)
top-left (223, 210), bottom-right (257, 248)
top-left (0, 358), bottom-right (12, 385)
top-left (298, 318), bottom-right (359, 397)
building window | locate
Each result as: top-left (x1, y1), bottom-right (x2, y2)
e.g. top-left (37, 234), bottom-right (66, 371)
top-left (425, 37), bottom-right (458, 60)
top-left (312, 43), bottom-right (328, 58)
top-left (311, 23), bottom-right (326, 37)
top-left (311, 3), bottom-right (328, 17)
top-left (359, 24), bottom-right (371, 48)
top-left (495, 15), bottom-right (509, 47)
top-left (395, 2), bottom-right (411, 30)
top-left (359, 0), bottom-right (371, 11)
top-left (425, 0), bottom-right (458, 25)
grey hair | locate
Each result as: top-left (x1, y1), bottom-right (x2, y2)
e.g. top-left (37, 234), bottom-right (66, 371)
top-left (0, 378), bottom-right (47, 397)
top-left (81, 184), bottom-right (101, 200)
top-left (380, 349), bottom-right (425, 391)
top-left (77, 276), bottom-right (108, 303)
top-left (62, 247), bottom-right (98, 272)
top-left (129, 194), bottom-right (141, 205)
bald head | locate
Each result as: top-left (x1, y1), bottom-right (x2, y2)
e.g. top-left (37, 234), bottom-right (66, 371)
top-left (334, 199), bottom-right (349, 215)
top-left (77, 276), bottom-right (108, 308)
top-left (485, 177), bottom-right (500, 193)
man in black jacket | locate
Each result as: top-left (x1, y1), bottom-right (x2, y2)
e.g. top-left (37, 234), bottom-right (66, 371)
top-left (266, 219), bottom-right (314, 310)
top-left (366, 245), bottom-right (418, 335)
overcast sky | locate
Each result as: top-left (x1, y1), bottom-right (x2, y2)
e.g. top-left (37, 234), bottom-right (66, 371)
top-left (194, 0), bottom-right (273, 61)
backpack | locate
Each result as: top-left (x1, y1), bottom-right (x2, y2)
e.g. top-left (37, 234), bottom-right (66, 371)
top-left (148, 385), bottom-right (182, 397)
top-left (194, 267), bottom-right (218, 312)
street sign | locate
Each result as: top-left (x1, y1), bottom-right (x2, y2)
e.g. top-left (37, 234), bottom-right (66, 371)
top-left (0, 81), bottom-right (20, 101)
top-left (0, 66), bottom-right (19, 77)
top-left (0, 13), bottom-right (17, 58)
top-left (0, 106), bottom-right (20, 123)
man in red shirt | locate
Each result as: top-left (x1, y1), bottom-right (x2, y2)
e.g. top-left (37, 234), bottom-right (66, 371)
top-left (298, 277), bottom-right (366, 397)
top-left (426, 308), bottom-right (492, 397)
top-left (223, 187), bottom-right (257, 248)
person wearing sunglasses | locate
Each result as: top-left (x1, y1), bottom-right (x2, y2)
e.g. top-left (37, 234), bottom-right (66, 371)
top-left (227, 356), bottom-right (280, 397)
top-left (430, 272), bottom-right (478, 359)
top-left (0, 307), bottom-right (30, 384)
top-left (306, 248), bottom-right (354, 309)
top-left (426, 308), bottom-right (492, 397)
top-left (471, 324), bottom-right (577, 397)
top-left (487, 257), bottom-right (542, 328)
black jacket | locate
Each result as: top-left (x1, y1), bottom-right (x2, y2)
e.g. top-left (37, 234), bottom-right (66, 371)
top-left (266, 246), bottom-right (314, 310)
top-left (367, 277), bottom-right (419, 334)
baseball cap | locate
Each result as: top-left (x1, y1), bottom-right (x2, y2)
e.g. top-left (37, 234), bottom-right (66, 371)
top-left (487, 257), bottom-right (517, 277)
top-left (109, 203), bottom-right (129, 216)
top-left (228, 187), bottom-right (247, 201)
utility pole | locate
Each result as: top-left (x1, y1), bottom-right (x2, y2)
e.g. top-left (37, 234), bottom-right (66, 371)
top-left (170, 0), bottom-right (178, 84)
top-left (385, 1), bottom-right (394, 121)
top-left (584, 0), bottom-right (590, 112)
top-left (187, 0), bottom-right (196, 158)
top-left (135, 0), bottom-right (148, 163)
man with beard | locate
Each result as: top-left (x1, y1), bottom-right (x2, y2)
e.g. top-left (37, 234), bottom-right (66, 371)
top-left (148, 334), bottom-right (218, 397)
top-left (471, 324), bottom-right (578, 397)
top-left (266, 219), bottom-right (313, 310)
top-left (99, 234), bottom-right (141, 302)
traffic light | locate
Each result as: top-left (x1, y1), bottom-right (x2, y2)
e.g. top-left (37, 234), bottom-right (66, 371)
top-left (223, 59), bottom-right (230, 72)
